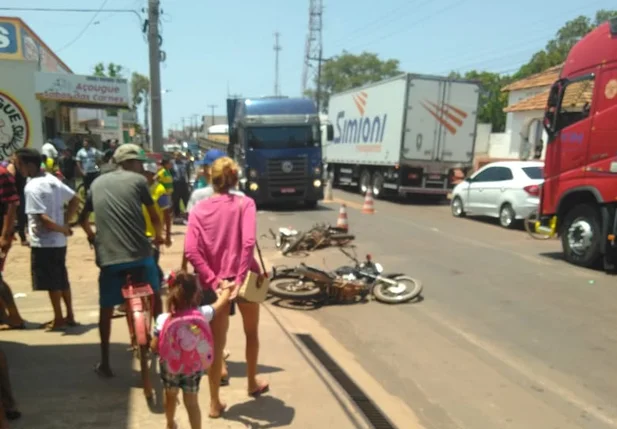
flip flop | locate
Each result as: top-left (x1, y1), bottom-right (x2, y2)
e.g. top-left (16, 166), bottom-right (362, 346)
top-left (65, 319), bottom-right (80, 327)
top-left (0, 322), bottom-right (26, 331)
top-left (208, 404), bottom-right (227, 419)
top-left (93, 363), bottom-right (114, 379)
top-left (44, 323), bottom-right (66, 332)
top-left (249, 383), bottom-right (270, 398)
top-left (220, 376), bottom-right (230, 386)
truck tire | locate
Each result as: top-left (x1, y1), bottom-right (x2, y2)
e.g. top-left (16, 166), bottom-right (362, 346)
top-left (561, 204), bottom-right (602, 268)
top-left (359, 169), bottom-right (371, 194)
top-left (371, 171), bottom-right (385, 198)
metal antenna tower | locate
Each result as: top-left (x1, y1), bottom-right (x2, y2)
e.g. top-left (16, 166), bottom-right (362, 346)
top-left (273, 32), bottom-right (282, 96)
top-left (302, 0), bottom-right (323, 95)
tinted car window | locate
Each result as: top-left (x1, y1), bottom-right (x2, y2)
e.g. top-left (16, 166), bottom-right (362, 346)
top-left (473, 166), bottom-right (512, 182)
top-left (522, 166), bottom-right (544, 179)
top-left (495, 167), bottom-right (513, 181)
top-left (472, 167), bottom-right (498, 182)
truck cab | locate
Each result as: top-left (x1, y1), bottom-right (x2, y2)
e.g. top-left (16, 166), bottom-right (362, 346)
top-left (541, 17), bottom-right (617, 268)
top-left (227, 97), bottom-right (325, 207)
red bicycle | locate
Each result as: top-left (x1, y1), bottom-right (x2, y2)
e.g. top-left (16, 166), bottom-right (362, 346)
top-left (118, 267), bottom-right (155, 399)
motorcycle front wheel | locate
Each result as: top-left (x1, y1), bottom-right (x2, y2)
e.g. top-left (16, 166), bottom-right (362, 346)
top-left (373, 275), bottom-right (422, 304)
top-left (268, 276), bottom-right (322, 300)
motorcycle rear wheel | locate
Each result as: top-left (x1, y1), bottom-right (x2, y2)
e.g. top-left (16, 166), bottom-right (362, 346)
top-left (373, 275), bottom-right (422, 304)
top-left (268, 276), bottom-right (322, 300)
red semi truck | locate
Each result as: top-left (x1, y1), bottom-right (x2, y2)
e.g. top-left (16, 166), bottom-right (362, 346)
top-left (540, 17), bottom-right (617, 269)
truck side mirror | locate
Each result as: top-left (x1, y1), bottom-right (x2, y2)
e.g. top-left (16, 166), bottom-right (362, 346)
top-left (326, 125), bottom-right (334, 141)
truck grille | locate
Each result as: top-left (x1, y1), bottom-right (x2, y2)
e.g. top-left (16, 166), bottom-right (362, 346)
top-left (267, 158), bottom-right (308, 187)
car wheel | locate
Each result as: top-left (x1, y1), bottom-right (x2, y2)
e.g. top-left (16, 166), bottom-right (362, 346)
top-left (451, 196), bottom-right (465, 217)
top-left (499, 203), bottom-right (516, 228)
top-left (561, 204), bottom-right (602, 268)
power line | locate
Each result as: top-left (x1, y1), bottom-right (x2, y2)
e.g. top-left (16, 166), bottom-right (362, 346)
top-left (56, 0), bottom-right (110, 53)
top-left (327, 0), bottom-right (426, 49)
top-left (343, 0), bottom-right (467, 53)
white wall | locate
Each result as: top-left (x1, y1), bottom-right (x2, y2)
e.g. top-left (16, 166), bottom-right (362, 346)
top-left (0, 59), bottom-right (43, 162)
top-left (474, 123), bottom-right (491, 155)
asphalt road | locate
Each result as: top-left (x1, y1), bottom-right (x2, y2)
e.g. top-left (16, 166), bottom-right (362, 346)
top-left (257, 189), bottom-right (617, 429)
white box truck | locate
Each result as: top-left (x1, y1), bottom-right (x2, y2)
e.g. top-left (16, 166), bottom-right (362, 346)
top-left (322, 73), bottom-right (480, 198)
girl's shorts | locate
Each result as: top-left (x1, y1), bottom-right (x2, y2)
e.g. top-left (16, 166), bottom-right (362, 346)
top-left (159, 361), bottom-right (204, 393)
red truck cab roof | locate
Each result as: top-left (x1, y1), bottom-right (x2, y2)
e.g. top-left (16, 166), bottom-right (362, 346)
top-left (561, 18), bottom-right (617, 78)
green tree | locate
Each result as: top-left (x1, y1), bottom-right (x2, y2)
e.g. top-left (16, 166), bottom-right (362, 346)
top-left (449, 71), bottom-right (511, 132)
top-left (93, 62), bottom-right (124, 78)
top-left (307, 51), bottom-right (401, 111)
top-left (130, 72), bottom-right (150, 126)
top-left (514, 10), bottom-right (616, 79)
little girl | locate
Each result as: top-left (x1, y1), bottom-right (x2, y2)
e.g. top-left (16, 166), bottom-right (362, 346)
top-left (151, 271), bottom-right (231, 429)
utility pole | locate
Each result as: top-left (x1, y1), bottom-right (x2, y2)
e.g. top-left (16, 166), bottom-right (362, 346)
top-left (273, 32), bottom-right (282, 96)
top-left (144, 91), bottom-right (150, 148)
top-left (147, 0), bottom-right (164, 152)
top-left (302, 0), bottom-right (323, 95)
top-left (207, 105), bottom-right (218, 128)
top-left (181, 117), bottom-right (186, 139)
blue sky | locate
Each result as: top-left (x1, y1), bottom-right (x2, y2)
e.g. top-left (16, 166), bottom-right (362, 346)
top-left (3, 0), bottom-right (614, 134)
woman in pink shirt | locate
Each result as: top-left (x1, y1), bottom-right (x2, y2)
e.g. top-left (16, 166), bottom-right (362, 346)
top-left (184, 157), bottom-right (269, 418)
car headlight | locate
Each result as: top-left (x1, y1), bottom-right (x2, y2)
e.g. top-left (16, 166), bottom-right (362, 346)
top-left (313, 166), bottom-right (321, 175)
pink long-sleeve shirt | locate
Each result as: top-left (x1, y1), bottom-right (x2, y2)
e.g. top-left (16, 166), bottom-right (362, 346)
top-left (184, 193), bottom-right (261, 291)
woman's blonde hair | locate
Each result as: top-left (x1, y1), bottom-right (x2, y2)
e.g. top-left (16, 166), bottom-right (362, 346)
top-left (210, 156), bottom-right (239, 193)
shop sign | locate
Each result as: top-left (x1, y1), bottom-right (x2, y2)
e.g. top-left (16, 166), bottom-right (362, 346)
top-left (0, 91), bottom-right (30, 161)
top-left (35, 72), bottom-right (131, 108)
top-left (0, 21), bottom-right (19, 57)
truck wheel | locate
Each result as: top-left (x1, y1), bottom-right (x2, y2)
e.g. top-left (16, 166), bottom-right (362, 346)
top-left (359, 169), bottom-right (371, 194)
top-left (561, 204), bottom-right (602, 268)
top-left (371, 171), bottom-right (385, 198)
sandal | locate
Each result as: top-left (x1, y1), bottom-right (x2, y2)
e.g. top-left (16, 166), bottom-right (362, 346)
top-left (249, 383), bottom-right (270, 398)
top-left (220, 375), bottom-right (230, 386)
top-left (208, 403), bottom-right (227, 419)
top-left (93, 363), bottom-right (114, 378)
top-left (0, 322), bottom-right (26, 331)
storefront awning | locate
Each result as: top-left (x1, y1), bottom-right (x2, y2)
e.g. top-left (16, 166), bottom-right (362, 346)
top-left (34, 72), bottom-right (131, 110)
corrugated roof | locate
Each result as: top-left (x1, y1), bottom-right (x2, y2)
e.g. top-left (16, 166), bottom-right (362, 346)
top-left (501, 64), bottom-right (562, 92)
top-left (504, 80), bottom-right (594, 113)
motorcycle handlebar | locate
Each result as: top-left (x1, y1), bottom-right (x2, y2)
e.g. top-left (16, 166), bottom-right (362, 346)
top-left (338, 246), bottom-right (359, 264)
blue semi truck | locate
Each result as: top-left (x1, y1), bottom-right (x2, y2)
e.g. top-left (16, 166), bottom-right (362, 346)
top-left (227, 97), bottom-right (331, 207)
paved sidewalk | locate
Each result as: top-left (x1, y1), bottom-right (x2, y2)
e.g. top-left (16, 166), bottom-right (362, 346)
top-left (1, 229), bottom-right (363, 429)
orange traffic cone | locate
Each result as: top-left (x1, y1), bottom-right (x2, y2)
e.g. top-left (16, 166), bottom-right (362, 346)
top-left (336, 204), bottom-right (349, 231)
top-left (362, 189), bottom-right (375, 214)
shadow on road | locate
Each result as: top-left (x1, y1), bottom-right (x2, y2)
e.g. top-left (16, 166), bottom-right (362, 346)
top-left (227, 361), bottom-right (284, 379)
top-left (225, 396), bottom-right (295, 429)
top-left (4, 340), bottom-right (139, 429)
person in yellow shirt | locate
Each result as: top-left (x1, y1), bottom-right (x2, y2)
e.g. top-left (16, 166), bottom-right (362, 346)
top-left (143, 162), bottom-right (172, 280)
top-left (157, 157), bottom-right (174, 196)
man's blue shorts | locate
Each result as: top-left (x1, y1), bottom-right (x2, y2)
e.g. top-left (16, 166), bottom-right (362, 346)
top-left (98, 257), bottom-right (160, 308)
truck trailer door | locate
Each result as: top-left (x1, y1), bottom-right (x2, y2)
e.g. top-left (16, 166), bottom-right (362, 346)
top-left (438, 81), bottom-right (479, 163)
top-left (403, 78), bottom-right (444, 161)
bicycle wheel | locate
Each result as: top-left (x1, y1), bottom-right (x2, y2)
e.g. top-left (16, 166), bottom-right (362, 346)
top-left (138, 344), bottom-right (153, 399)
top-left (524, 210), bottom-right (552, 240)
top-left (68, 183), bottom-right (87, 227)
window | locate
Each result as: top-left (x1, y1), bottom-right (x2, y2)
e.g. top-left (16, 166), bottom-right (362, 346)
top-left (521, 166), bottom-right (544, 179)
top-left (556, 77), bottom-right (595, 131)
top-left (472, 166), bottom-right (513, 182)
top-left (247, 125), bottom-right (320, 149)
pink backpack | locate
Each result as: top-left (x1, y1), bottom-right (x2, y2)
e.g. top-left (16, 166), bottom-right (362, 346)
top-left (159, 309), bottom-right (214, 375)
